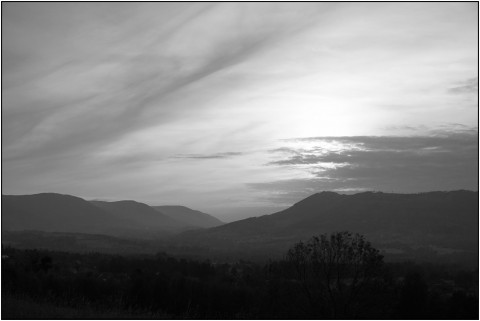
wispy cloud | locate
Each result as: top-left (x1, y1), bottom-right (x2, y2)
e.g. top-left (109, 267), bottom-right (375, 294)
top-left (2, 3), bottom-right (324, 161)
top-left (448, 77), bottom-right (479, 94)
top-left (173, 152), bottom-right (244, 160)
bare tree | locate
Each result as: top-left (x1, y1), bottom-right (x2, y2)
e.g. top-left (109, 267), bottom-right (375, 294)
top-left (286, 231), bottom-right (384, 318)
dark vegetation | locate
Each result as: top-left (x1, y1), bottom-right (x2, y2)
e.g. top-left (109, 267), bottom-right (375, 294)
top-left (2, 232), bottom-right (478, 320)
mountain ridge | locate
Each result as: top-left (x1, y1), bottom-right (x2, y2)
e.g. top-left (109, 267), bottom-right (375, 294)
top-left (2, 193), bottom-right (121, 235)
top-left (152, 205), bottom-right (223, 228)
top-left (3, 190), bottom-right (477, 264)
top-left (175, 190), bottom-right (478, 262)
top-left (2, 193), bottom-right (222, 238)
top-left (90, 200), bottom-right (184, 231)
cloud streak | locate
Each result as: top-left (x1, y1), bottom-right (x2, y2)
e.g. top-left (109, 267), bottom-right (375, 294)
top-left (448, 77), bottom-right (479, 94)
top-left (2, 2), bottom-right (327, 166)
top-left (173, 152), bottom-right (244, 160)
top-left (255, 128), bottom-right (478, 204)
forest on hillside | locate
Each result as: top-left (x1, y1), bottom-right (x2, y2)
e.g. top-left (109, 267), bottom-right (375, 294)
top-left (2, 232), bottom-right (478, 319)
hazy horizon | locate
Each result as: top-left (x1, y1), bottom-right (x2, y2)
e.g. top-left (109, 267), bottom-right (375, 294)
top-left (3, 2), bottom-right (478, 221)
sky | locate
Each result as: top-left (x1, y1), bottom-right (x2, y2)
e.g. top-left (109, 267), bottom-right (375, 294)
top-left (2, 2), bottom-right (478, 221)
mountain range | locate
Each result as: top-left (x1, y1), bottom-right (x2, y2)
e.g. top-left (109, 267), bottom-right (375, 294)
top-left (2, 190), bottom-right (478, 264)
top-left (3, 193), bottom-right (223, 238)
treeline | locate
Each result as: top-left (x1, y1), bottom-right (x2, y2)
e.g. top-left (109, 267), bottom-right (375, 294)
top-left (2, 245), bottom-right (478, 319)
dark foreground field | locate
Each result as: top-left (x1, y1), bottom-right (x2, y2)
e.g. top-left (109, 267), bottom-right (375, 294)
top-left (2, 242), bottom-right (478, 320)
top-left (2, 293), bottom-right (171, 320)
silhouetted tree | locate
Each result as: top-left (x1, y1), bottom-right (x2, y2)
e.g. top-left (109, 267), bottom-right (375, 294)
top-left (286, 231), bottom-right (384, 318)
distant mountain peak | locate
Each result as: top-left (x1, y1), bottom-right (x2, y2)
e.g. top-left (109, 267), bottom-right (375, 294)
top-left (104, 200), bottom-right (145, 205)
top-left (317, 191), bottom-right (343, 197)
top-left (294, 191), bottom-right (343, 206)
top-left (158, 205), bottom-right (190, 210)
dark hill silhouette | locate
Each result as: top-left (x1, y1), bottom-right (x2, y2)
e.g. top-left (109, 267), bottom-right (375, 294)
top-left (90, 200), bottom-right (185, 231)
top-left (152, 205), bottom-right (223, 228)
top-left (176, 190), bottom-right (478, 263)
top-left (2, 193), bottom-right (191, 238)
top-left (3, 191), bottom-right (477, 264)
top-left (2, 193), bottom-right (124, 234)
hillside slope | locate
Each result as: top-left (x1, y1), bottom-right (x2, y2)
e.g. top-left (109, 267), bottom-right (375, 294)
top-left (176, 191), bottom-right (478, 262)
top-left (90, 200), bottom-right (187, 233)
top-left (2, 193), bottom-right (123, 235)
top-left (2, 193), bottom-right (190, 238)
top-left (153, 205), bottom-right (223, 228)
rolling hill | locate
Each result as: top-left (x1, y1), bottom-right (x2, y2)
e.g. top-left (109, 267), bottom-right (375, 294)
top-left (2, 193), bottom-right (122, 235)
top-left (152, 205), bottom-right (223, 228)
top-left (3, 194), bottom-right (195, 238)
top-left (175, 191), bottom-right (479, 263)
top-left (90, 200), bottom-right (184, 232)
